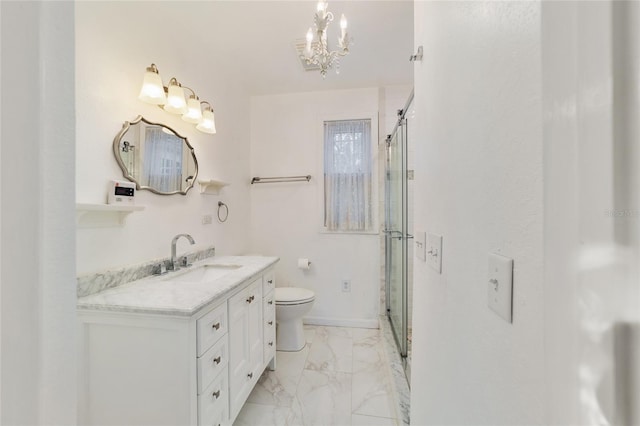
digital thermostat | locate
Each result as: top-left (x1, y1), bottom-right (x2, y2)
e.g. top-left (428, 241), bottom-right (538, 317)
top-left (107, 180), bottom-right (136, 205)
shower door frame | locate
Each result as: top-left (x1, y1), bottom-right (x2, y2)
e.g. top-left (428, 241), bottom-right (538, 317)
top-left (385, 91), bottom-right (414, 372)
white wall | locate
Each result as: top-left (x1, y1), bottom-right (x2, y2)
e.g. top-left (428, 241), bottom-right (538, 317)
top-left (542, 2), bottom-right (640, 425)
top-left (1, 1), bottom-right (77, 424)
top-left (411, 1), bottom-right (640, 425)
top-left (411, 2), bottom-right (546, 424)
top-left (76, 2), bottom-right (253, 275)
top-left (249, 88), bottom-right (384, 327)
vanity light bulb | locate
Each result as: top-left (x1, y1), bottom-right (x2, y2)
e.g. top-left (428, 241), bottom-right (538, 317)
top-left (163, 83), bottom-right (187, 114)
top-left (196, 109), bottom-right (217, 134)
top-left (139, 69), bottom-right (166, 105)
top-left (182, 97), bottom-right (203, 124)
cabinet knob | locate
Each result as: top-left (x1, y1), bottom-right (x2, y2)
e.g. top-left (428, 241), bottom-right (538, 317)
top-left (247, 372), bottom-right (253, 379)
top-left (268, 320), bottom-right (273, 325)
top-left (213, 356), bottom-right (221, 365)
top-left (268, 341), bottom-right (274, 347)
top-left (246, 295), bottom-right (255, 303)
top-left (212, 390), bottom-right (221, 399)
top-left (267, 300), bottom-right (273, 305)
top-left (267, 279), bottom-right (273, 284)
top-left (212, 322), bottom-right (221, 330)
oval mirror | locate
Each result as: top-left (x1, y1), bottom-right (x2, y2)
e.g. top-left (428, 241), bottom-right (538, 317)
top-left (113, 116), bottom-right (198, 195)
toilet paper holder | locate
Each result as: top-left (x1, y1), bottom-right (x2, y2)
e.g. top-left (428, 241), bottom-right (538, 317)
top-left (297, 258), bottom-right (312, 269)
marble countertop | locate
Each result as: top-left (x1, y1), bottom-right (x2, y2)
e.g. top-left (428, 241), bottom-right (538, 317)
top-left (77, 256), bottom-right (279, 317)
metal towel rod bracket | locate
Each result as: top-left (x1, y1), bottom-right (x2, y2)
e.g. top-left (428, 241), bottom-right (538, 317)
top-left (251, 175), bottom-right (311, 184)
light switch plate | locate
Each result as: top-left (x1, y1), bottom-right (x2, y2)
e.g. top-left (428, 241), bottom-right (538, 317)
top-left (415, 231), bottom-right (426, 261)
top-left (487, 253), bottom-right (513, 323)
top-left (427, 233), bottom-right (442, 273)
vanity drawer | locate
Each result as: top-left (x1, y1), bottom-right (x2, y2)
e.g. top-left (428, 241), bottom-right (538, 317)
top-left (197, 334), bottom-right (229, 395)
top-left (197, 303), bottom-right (228, 357)
top-left (198, 368), bottom-right (228, 426)
top-left (263, 271), bottom-right (275, 294)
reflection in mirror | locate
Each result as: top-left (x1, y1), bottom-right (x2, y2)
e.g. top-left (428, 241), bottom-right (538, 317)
top-left (113, 116), bottom-right (198, 195)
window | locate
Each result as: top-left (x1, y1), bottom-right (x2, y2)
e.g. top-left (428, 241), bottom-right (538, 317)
top-left (323, 119), bottom-right (373, 232)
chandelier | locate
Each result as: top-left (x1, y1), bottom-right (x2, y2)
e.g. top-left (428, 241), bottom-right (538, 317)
top-left (300, 1), bottom-right (350, 78)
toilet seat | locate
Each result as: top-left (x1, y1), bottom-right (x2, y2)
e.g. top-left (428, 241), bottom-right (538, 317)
top-left (275, 287), bottom-right (315, 305)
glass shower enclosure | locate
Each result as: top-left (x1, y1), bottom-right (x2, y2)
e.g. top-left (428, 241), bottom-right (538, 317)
top-left (385, 91), bottom-right (414, 382)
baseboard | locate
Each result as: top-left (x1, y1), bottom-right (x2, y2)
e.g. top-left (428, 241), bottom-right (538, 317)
top-left (303, 316), bottom-right (379, 329)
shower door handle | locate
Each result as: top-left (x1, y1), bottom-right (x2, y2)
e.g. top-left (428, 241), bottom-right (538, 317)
top-left (386, 230), bottom-right (412, 240)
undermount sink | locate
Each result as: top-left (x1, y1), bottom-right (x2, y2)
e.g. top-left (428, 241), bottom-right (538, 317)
top-left (167, 264), bottom-right (242, 284)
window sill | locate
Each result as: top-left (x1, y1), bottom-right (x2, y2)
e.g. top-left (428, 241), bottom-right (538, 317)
top-left (318, 229), bottom-right (379, 236)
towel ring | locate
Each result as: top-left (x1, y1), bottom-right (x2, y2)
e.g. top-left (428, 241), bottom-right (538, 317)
top-left (217, 201), bottom-right (229, 223)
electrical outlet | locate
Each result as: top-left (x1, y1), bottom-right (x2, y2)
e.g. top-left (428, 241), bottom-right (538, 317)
top-left (341, 280), bottom-right (351, 292)
top-left (202, 214), bottom-right (213, 225)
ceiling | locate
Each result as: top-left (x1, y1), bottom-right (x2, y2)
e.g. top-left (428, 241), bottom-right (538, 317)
top-left (169, 1), bottom-right (414, 96)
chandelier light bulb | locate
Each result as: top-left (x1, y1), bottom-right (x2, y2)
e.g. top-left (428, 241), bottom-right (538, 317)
top-left (306, 27), bottom-right (314, 56)
top-left (340, 14), bottom-right (347, 39)
top-left (316, 1), bottom-right (326, 13)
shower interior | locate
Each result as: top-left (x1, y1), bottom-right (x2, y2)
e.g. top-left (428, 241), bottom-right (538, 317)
top-left (385, 90), bottom-right (414, 383)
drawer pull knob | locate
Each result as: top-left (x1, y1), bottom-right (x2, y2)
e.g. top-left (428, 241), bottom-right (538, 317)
top-left (213, 356), bottom-right (221, 365)
top-left (267, 279), bottom-right (273, 284)
top-left (268, 341), bottom-right (274, 347)
top-left (268, 320), bottom-right (273, 325)
top-left (267, 300), bottom-right (273, 305)
top-left (246, 295), bottom-right (255, 303)
top-left (247, 372), bottom-right (253, 379)
top-left (212, 322), bottom-right (221, 330)
top-left (212, 390), bottom-right (221, 399)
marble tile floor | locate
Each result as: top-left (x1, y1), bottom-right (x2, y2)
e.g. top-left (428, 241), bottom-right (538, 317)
top-left (234, 325), bottom-right (402, 426)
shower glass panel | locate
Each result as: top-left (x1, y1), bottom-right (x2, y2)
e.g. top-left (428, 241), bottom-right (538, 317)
top-left (385, 91), bottom-right (413, 380)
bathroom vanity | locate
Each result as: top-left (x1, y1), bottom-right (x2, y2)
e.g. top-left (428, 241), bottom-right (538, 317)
top-left (77, 256), bottom-right (278, 426)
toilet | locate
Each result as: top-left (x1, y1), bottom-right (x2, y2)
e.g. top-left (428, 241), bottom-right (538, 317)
top-left (274, 287), bottom-right (315, 352)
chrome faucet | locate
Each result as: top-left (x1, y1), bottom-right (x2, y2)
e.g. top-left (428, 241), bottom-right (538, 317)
top-left (170, 234), bottom-right (195, 271)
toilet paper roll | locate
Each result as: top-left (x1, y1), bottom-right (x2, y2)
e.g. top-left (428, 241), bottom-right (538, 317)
top-left (297, 258), bottom-right (311, 270)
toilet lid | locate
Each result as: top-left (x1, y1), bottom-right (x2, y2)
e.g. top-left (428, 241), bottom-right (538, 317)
top-left (275, 287), bottom-right (315, 304)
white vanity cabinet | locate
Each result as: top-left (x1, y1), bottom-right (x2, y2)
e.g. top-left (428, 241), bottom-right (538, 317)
top-left (77, 262), bottom-right (277, 426)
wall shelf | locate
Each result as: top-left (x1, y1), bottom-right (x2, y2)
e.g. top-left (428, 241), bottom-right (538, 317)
top-left (198, 179), bottom-right (229, 195)
top-left (76, 203), bottom-right (145, 227)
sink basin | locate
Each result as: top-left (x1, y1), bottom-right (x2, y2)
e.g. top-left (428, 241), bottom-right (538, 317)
top-left (167, 264), bottom-right (242, 284)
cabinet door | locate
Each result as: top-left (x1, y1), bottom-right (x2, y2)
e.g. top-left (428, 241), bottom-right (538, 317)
top-left (228, 278), bottom-right (263, 419)
top-left (247, 283), bottom-right (263, 378)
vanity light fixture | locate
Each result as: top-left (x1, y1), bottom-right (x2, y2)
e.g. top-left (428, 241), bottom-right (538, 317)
top-left (138, 63), bottom-right (216, 135)
top-left (299, 1), bottom-right (351, 78)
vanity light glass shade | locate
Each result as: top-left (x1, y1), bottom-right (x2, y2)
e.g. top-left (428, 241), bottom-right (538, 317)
top-left (163, 83), bottom-right (187, 114)
top-left (182, 97), bottom-right (203, 123)
top-left (138, 68), bottom-right (166, 105)
top-left (196, 109), bottom-right (216, 134)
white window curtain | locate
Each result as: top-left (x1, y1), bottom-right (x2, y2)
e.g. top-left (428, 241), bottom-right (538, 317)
top-left (324, 119), bottom-right (373, 232)
top-left (142, 127), bottom-right (183, 192)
